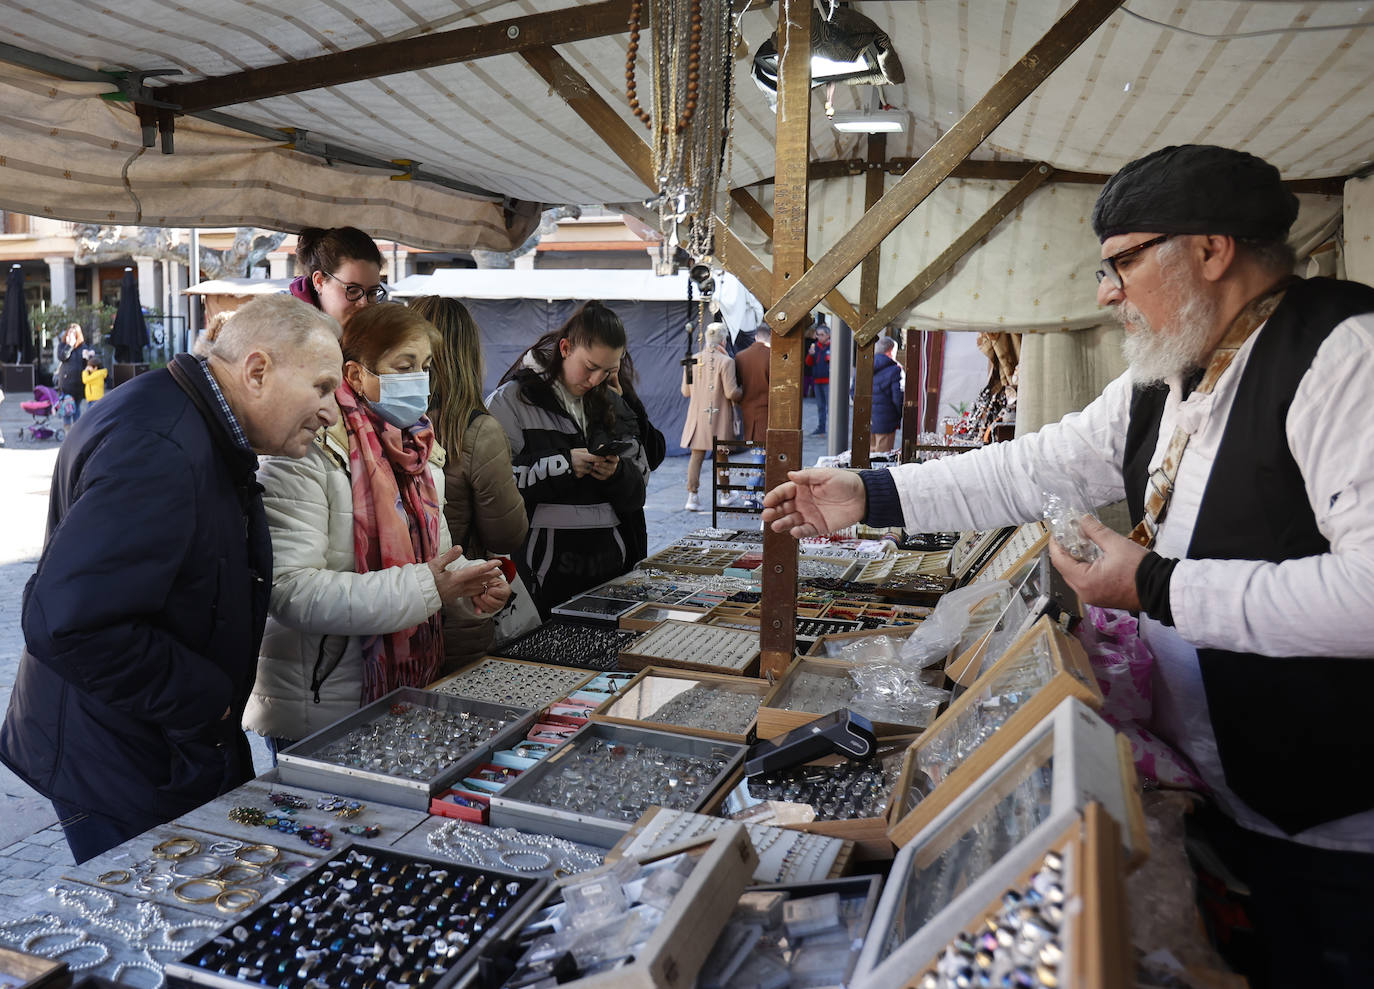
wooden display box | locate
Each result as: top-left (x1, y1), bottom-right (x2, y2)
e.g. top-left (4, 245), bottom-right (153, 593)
top-left (476, 826), bottom-right (759, 989)
top-left (590, 666), bottom-right (772, 743)
top-left (887, 617), bottom-right (1104, 848)
top-left (618, 601), bottom-right (713, 631)
top-left (702, 737), bottom-right (914, 862)
top-left (804, 624), bottom-right (920, 658)
top-left (755, 657), bottom-right (943, 739)
top-left (964, 520), bottom-right (1050, 585)
top-left (0, 947), bottom-right (67, 989)
top-left (427, 656), bottom-right (599, 711)
top-left (862, 803), bottom-right (1131, 989)
top-left (948, 525), bottom-right (1015, 585)
top-left (639, 545), bottom-right (746, 575)
top-left (617, 619), bottom-right (761, 678)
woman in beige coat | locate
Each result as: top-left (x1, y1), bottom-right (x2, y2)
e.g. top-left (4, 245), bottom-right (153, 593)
top-left (679, 322), bottom-right (742, 512)
top-left (413, 296), bottom-right (529, 673)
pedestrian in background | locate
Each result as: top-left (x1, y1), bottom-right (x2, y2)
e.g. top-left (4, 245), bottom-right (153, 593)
top-left (806, 317), bottom-right (831, 434)
top-left (679, 322), bottom-right (741, 512)
top-left (82, 355), bottom-right (108, 406)
top-left (870, 336), bottom-right (905, 453)
top-left (734, 323), bottom-right (770, 443)
top-left (56, 323), bottom-right (88, 422)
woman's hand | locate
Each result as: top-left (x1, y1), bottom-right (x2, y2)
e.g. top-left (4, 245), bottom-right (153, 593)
top-left (428, 548), bottom-right (504, 607)
top-left (471, 576), bottom-right (511, 615)
top-left (571, 447), bottom-right (617, 479)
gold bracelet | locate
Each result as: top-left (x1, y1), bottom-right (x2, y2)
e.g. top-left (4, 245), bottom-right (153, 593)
top-left (153, 836), bottom-right (202, 859)
top-left (215, 888), bottom-right (259, 913)
top-left (234, 843), bottom-right (281, 866)
top-left (172, 878), bottom-right (225, 904)
top-left (97, 869), bottom-right (131, 885)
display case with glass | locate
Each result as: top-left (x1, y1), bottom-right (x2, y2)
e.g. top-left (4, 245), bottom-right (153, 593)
top-left (616, 619), bottom-right (760, 677)
top-left (854, 701), bottom-right (1139, 989)
top-left (756, 657), bottom-right (947, 739)
top-left (617, 601), bottom-right (714, 632)
top-left (965, 521), bottom-right (1050, 585)
top-left (590, 667), bottom-right (773, 743)
top-left (276, 688), bottom-right (536, 810)
top-left (887, 618), bottom-right (1104, 847)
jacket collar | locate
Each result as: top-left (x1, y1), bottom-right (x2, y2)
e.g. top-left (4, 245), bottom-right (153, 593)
top-left (167, 354), bottom-right (259, 481)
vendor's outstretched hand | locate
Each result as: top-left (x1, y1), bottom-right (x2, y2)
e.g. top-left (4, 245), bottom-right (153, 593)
top-left (1048, 515), bottom-right (1147, 611)
top-left (762, 469), bottom-right (865, 538)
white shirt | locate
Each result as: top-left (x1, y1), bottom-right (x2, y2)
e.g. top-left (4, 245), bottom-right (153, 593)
top-left (884, 312), bottom-right (1374, 851)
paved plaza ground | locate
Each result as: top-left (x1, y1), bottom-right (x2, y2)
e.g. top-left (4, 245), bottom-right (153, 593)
top-left (0, 384), bottom-right (831, 893)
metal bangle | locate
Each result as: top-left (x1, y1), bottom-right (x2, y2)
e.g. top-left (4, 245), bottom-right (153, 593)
top-left (234, 843), bottom-right (281, 866)
top-left (215, 888), bottom-right (260, 913)
top-left (170, 855), bottom-right (222, 879)
top-left (216, 863), bottom-right (265, 886)
top-left (173, 878), bottom-right (226, 904)
top-left (97, 869), bottom-right (131, 885)
top-left (152, 836), bottom-right (202, 859)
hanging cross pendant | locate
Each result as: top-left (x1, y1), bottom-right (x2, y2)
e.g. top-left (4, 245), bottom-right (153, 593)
top-left (681, 354), bottom-right (697, 385)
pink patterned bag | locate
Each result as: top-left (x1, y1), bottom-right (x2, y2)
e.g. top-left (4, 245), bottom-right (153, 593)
top-left (1074, 606), bottom-right (1206, 790)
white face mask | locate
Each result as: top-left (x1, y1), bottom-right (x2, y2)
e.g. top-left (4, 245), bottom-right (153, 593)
top-left (366, 369), bottom-right (430, 429)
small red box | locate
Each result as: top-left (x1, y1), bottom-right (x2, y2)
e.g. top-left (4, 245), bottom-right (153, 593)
top-left (429, 788), bottom-right (490, 823)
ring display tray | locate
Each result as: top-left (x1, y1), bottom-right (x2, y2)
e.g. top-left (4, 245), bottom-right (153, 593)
top-left (276, 687), bottom-right (535, 811)
top-left (492, 621), bottom-right (642, 672)
top-left (616, 619), bottom-right (761, 677)
top-left (428, 658), bottom-right (598, 713)
top-left (590, 667), bottom-right (774, 743)
top-left (489, 723), bottom-right (746, 848)
top-left (854, 700), bottom-right (1143, 989)
top-left (164, 843), bottom-right (542, 989)
top-left (886, 619), bottom-right (1105, 848)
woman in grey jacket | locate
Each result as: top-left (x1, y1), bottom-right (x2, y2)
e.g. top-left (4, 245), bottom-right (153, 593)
top-left (246, 304), bottom-right (508, 755)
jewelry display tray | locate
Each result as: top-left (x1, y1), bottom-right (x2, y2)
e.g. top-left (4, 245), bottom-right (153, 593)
top-left (276, 688), bottom-right (536, 811)
top-left (852, 698), bottom-right (1142, 989)
top-left (488, 723), bottom-right (747, 848)
top-left (458, 826), bottom-right (757, 989)
top-left (164, 842), bottom-right (544, 989)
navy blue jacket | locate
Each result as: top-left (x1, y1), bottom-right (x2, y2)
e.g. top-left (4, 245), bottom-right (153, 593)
top-left (870, 353), bottom-right (905, 433)
top-left (0, 354), bottom-right (270, 829)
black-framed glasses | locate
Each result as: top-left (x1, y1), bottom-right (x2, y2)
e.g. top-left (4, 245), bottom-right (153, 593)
top-left (1095, 234), bottom-right (1172, 289)
top-left (324, 270), bottom-right (388, 303)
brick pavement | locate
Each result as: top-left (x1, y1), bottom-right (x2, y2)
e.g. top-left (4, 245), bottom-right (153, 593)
top-left (0, 389), bottom-right (827, 895)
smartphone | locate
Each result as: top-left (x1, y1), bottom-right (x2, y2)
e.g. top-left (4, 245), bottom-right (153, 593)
top-left (590, 439), bottom-right (633, 457)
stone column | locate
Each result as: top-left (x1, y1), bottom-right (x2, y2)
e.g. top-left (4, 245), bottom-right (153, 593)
top-left (168, 262), bottom-right (190, 352)
top-left (268, 253), bottom-right (294, 280)
top-left (45, 255), bottom-right (76, 310)
top-left (135, 257), bottom-right (163, 314)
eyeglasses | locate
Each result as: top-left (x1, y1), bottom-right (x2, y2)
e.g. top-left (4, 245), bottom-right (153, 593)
top-left (323, 270), bottom-right (388, 303)
top-left (1094, 234), bottom-right (1172, 289)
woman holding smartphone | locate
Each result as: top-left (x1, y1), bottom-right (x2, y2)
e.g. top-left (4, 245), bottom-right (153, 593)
top-left (487, 301), bottom-right (649, 616)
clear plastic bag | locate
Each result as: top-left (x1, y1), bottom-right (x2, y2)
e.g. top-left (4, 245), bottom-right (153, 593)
top-left (897, 581), bottom-right (1011, 668)
top-left (840, 635), bottom-right (950, 728)
top-left (1043, 490), bottom-right (1102, 562)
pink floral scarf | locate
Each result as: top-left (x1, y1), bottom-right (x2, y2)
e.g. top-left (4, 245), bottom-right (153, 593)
top-left (337, 384), bottom-right (444, 702)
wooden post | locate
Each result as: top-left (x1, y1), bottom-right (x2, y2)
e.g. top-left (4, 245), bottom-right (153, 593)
top-left (759, 0), bottom-right (811, 679)
top-left (762, 0), bottom-right (1124, 333)
top-left (850, 134), bottom-right (887, 468)
top-left (901, 330), bottom-right (946, 462)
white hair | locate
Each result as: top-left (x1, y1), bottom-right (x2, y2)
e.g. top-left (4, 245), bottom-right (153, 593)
top-left (195, 294), bottom-right (340, 362)
top-left (875, 336), bottom-right (897, 355)
top-left (704, 322), bottom-right (727, 348)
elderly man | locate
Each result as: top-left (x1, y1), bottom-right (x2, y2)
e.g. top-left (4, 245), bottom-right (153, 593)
top-left (763, 145), bottom-right (1374, 985)
top-left (1, 294), bottom-right (343, 862)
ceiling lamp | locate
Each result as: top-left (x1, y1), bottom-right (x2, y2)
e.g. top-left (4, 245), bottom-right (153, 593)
top-left (830, 104), bottom-right (907, 134)
top-left (750, 3), bottom-right (904, 111)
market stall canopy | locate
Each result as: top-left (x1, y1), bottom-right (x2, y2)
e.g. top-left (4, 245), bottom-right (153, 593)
top-left (0, 2), bottom-right (1368, 236)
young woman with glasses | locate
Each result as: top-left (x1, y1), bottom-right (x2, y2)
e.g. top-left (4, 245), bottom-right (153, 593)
top-left (289, 226), bottom-right (389, 329)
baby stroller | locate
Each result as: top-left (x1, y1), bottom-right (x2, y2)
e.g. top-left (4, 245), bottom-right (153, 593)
top-left (17, 385), bottom-right (64, 442)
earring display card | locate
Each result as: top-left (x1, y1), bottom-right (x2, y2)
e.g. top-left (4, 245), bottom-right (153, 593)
top-left (472, 825), bottom-right (757, 989)
top-left (856, 702), bottom-right (1139, 989)
top-left (492, 621), bottom-right (642, 672)
top-left (164, 843), bottom-right (542, 989)
top-left (696, 876), bottom-right (882, 989)
top-left (948, 527), bottom-right (1016, 585)
top-left (871, 803), bottom-right (1131, 989)
top-left (607, 807), bottom-right (852, 886)
top-left (617, 619), bottom-right (761, 677)
top-left (591, 667), bottom-right (772, 743)
top-left (429, 658), bottom-right (598, 713)
top-left (489, 723), bottom-right (747, 847)
top-left (888, 619), bottom-right (1106, 848)
top-left (276, 688), bottom-right (536, 811)
top-left (966, 521), bottom-right (1050, 585)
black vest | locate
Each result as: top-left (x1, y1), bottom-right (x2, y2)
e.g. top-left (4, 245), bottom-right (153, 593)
top-left (1123, 277), bottom-right (1374, 835)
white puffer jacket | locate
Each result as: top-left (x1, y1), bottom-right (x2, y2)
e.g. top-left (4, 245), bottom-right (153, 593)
top-left (244, 421), bottom-right (478, 741)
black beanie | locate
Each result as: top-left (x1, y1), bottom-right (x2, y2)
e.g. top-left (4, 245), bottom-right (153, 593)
top-left (1092, 145), bottom-right (1299, 243)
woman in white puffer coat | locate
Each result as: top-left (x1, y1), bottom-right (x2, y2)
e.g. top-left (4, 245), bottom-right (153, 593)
top-left (244, 303), bottom-right (510, 758)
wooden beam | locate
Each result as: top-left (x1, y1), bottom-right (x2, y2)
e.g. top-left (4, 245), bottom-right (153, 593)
top-left (167, 1), bottom-right (633, 113)
top-left (850, 133), bottom-right (886, 469)
top-left (729, 189), bottom-right (863, 329)
top-left (761, 0), bottom-right (1124, 334)
top-left (759, 1), bottom-right (811, 679)
top-left (855, 163), bottom-right (1052, 345)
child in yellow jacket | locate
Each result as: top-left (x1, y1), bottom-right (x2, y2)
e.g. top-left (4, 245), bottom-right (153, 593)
top-left (82, 356), bottom-right (108, 404)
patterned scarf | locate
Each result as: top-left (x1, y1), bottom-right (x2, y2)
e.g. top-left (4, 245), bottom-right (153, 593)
top-left (337, 383), bottom-right (444, 702)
